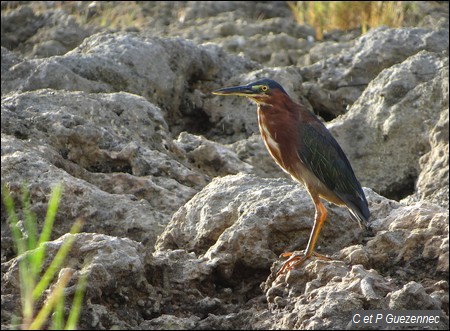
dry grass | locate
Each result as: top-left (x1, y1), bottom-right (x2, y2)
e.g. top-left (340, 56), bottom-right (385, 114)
top-left (81, 1), bottom-right (147, 30)
top-left (287, 1), bottom-right (415, 40)
top-left (2, 1), bottom-right (416, 37)
top-left (14, 1), bottom-right (149, 30)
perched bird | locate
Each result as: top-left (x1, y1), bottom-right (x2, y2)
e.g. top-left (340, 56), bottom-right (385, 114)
top-left (212, 78), bottom-right (370, 275)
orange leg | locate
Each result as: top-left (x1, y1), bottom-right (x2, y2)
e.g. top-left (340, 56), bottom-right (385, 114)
top-left (277, 197), bottom-right (329, 276)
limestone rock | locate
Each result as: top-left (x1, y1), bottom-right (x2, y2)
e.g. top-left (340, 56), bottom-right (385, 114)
top-left (329, 51), bottom-right (449, 202)
top-left (1, 90), bottom-right (202, 253)
top-left (1, 1), bottom-right (448, 330)
top-left (300, 27), bottom-right (449, 118)
top-left (156, 173), bottom-right (368, 279)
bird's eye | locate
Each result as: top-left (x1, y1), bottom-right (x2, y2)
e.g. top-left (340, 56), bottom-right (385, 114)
top-left (261, 85), bottom-right (269, 92)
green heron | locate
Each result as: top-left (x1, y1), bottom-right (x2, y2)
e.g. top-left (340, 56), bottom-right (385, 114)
top-left (212, 78), bottom-right (370, 276)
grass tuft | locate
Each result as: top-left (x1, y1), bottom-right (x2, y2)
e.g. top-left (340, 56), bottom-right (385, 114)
top-left (287, 1), bottom-right (415, 40)
top-left (2, 183), bottom-right (87, 330)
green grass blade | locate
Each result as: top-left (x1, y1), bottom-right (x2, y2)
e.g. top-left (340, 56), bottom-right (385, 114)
top-left (4, 182), bottom-right (86, 330)
top-left (20, 184), bottom-right (43, 281)
top-left (21, 183), bottom-right (38, 251)
top-left (29, 269), bottom-right (73, 330)
top-left (1, 184), bottom-right (26, 255)
top-left (19, 257), bottom-right (35, 326)
top-left (38, 183), bottom-right (63, 245)
top-left (51, 283), bottom-right (65, 330)
top-left (2, 185), bottom-right (35, 324)
top-left (65, 270), bottom-right (88, 330)
top-left (32, 220), bottom-right (83, 300)
top-left (33, 183), bottom-right (63, 276)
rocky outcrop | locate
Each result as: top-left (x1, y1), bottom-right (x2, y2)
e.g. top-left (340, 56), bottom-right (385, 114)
top-left (1, 1), bottom-right (448, 330)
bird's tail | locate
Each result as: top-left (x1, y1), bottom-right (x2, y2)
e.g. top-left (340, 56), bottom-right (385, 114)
top-left (347, 196), bottom-right (370, 228)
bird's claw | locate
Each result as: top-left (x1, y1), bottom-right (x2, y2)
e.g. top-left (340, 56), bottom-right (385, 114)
top-left (276, 253), bottom-right (308, 276)
top-left (276, 251), bottom-right (331, 277)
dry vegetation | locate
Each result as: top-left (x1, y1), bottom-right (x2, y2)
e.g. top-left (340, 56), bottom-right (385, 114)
top-left (287, 1), bottom-right (418, 39)
top-left (1, 1), bottom-right (421, 39)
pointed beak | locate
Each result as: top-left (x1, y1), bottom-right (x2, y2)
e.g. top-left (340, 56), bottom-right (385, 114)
top-left (212, 84), bottom-right (256, 97)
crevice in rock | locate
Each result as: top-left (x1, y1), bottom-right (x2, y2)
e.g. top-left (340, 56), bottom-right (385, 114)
top-left (86, 161), bottom-right (133, 174)
top-left (180, 107), bottom-right (212, 136)
top-left (380, 175), bottom-right (417, 202)
top-left (211, 262), bottom-right (270, 301)
top-left (316, 108), bottom-right (338, 122)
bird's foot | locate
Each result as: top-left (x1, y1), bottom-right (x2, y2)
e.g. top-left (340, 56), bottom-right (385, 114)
top-left (276, 251), bottom-right (331, 277)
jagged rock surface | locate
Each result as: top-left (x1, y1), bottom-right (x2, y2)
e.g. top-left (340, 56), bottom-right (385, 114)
top-left (1, 1), bottom-right (448, 330)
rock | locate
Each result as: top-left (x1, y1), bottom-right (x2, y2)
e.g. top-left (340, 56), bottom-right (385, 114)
top-left (1, 6), bottom-right (45, 50)
top-left (1, 47), bottom-right (21, 73)
top-left (1, 5), bottom-right (95, 59)
top-left (2, 233), bottom-right (155, 330)
top-left (1, 1), bottom-right (449, 330)
top-left (180, 2), bottom-right (293, 22)
top-left (413, 1), bottom-right (450, 29)
top-left (300, 27), bottom-right (449, 118)
top-left (299, 40), bottom-right (353, 66)
top-left (174, 132), bottom-right (254, 178)
top-left (329, 51), bottom-right (449, 202)
top-left (148, 249), bottom-right (212, 289)
top-left (415, 109), bottom-right (449, 209)
top-left (1, 31), bottom-right (257, 139)
top-left (363, 200), bottom-right (449, 279)
top-left (172, 4), bottom-right (316, 66)
top-left (156, 173), bottom-right (368, 280)
top-left (260, 189), bottom-right (448, 329)
top-left (388, 281), bottom-right (442, 310)
top-left (264, 262), bottom-right (389, 329)
top-left (1, 90), bottom-right (202, 253)
top-left (139, 314), bottom-right (200, 330)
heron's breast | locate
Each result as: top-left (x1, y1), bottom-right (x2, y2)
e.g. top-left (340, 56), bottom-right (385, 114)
top-left (258, 113), bottom-right (296, 177)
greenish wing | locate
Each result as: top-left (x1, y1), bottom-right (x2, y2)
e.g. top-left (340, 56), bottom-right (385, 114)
top-left (297, 122), bottom-right (360, 198)
top-left (297, 121), bottom-right (370, 223)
